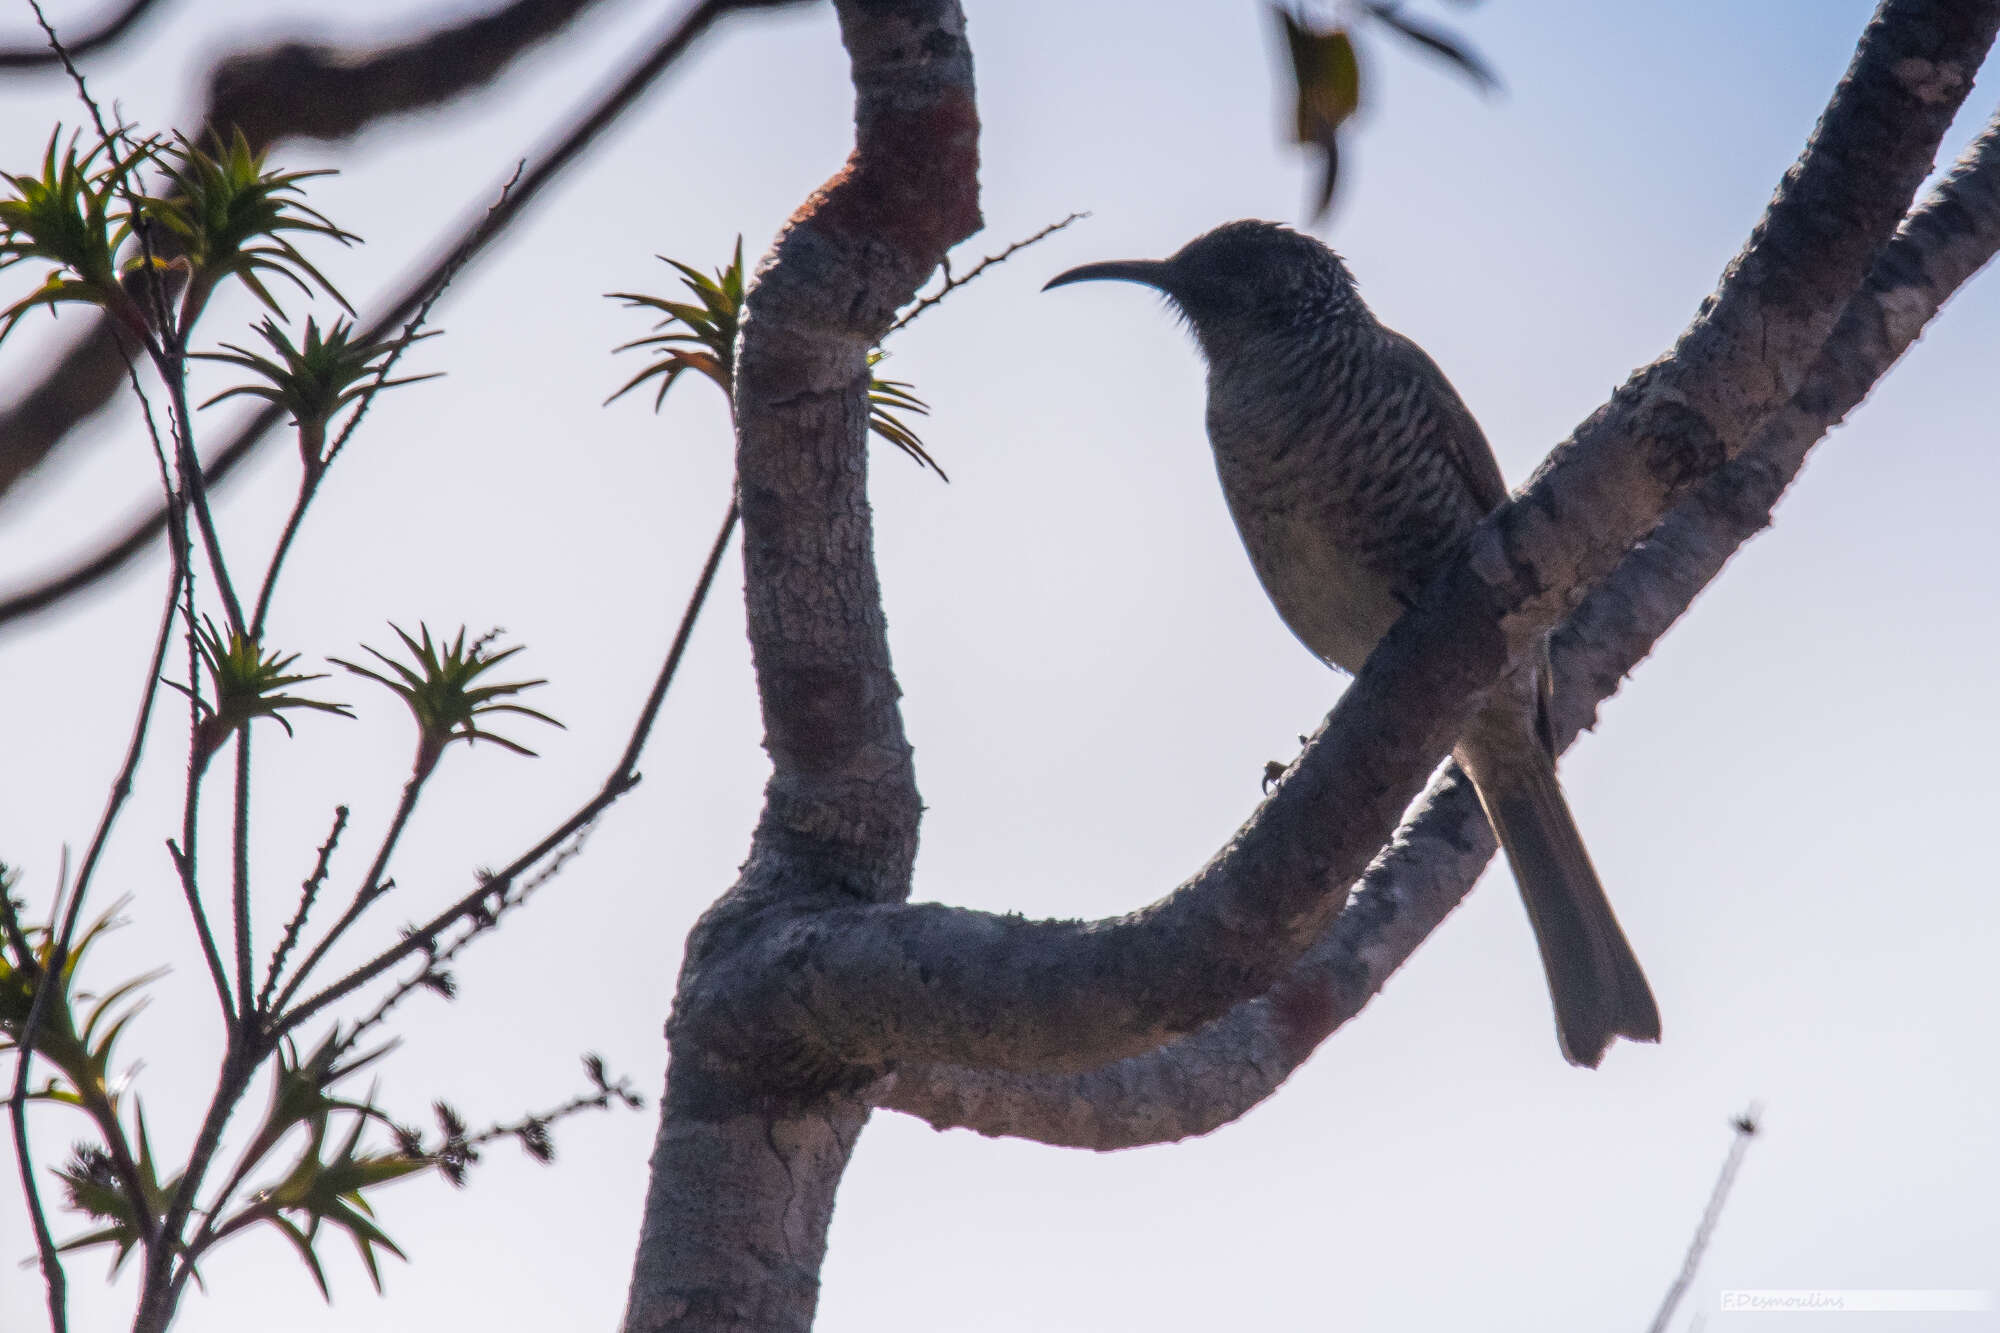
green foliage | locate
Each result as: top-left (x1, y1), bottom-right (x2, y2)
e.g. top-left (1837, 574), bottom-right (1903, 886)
top-left (166, 616), bottom-right (354, 772)
top-left (1, 899), bottom-right (157, 1123)
top-left (609, 237), bottom-right (945, 476)
top-left (195, 316), bottom-right (438, 467)
top-left (865, 351), bottom-right (944, 479)
top-left (607, 235), bottom-right (743, 406)
top-left (235, 1034), bottom-right (424, 1298)
top-left (144, 129), bottom-right (358, 321)
top-left (0, 126), bottom-right (155, 344)
top-left (2, 898), bottom-right (174, 1275)
top-left (0, 124), bottom-right (355, 348)
top-left (333, 625), bottom-right (561, 777)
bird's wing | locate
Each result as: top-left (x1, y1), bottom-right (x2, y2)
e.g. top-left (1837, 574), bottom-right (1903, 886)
top-left (1379, 329), bottom-right (1508, 514)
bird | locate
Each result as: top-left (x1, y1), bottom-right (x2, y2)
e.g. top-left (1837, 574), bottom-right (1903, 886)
top-left (1045, 219), bottom-right (1659, 1067)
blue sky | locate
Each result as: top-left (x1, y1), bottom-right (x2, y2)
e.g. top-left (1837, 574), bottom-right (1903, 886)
top-left (2, 2), bottom-right (1996, 1330)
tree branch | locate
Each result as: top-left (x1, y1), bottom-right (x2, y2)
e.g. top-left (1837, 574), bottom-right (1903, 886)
top-left (671, 0), bottom-right (1998, 1090)
top-left (0, 0), bottom-right (162, 68)
top-left (875, 108), bottom-right (2000, 1146)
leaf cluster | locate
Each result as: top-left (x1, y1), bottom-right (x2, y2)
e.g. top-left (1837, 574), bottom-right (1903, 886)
top-left (609, 236), bottom-right (945, 476)
top-left (0, 125), bottom-right (355, 349)
top-left (333, 625), bottom-right (562, 778)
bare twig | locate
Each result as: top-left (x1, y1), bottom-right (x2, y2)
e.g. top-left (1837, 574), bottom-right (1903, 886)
top-left (616, 491), bottom-right (739, 775)
top-left (283, 484), bottom-right (742, 1036)
top-left (333, 161), bottom-right (523, 468)
top-left (1649, 1107), bottom-right (1763, 1333)
top-left (251, 163), bottom-right (524, 637)
top-left (888, 212), bottom-right (1088, 336)
top-left (335, 823), bottom-right (596, 1058)
top-left (257, 805), bottom-right (349, 1015)
top-left (23, 0), bottom-right (126, 162)
top-left (272, 767), bottom-right (430, 1013)
top-left (6, 854), bottom-right (76, 1333)
top-left (230, 731), bottom-right (254, 1018)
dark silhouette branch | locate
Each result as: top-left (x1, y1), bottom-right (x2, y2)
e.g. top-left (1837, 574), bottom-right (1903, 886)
top-left (0, 0), bottom-right (625, 502)
top-left (1650, 1107), bottom-right (1763, 1333)
top-left (665, 0), bottom-right (1995, 1088)
top-left (877, 105), bottom-right (2000, 1145)
top-left (0, 0), bottom-right (163, 68)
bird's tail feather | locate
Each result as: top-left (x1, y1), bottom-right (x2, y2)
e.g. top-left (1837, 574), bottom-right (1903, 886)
top-left (1458, 726), bottom-right (1660, 1068)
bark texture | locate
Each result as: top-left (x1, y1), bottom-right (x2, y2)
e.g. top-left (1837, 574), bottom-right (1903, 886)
top-left (663, 0), bottom-right (1998, 1095)
top-left (872, 42), bottom-right (2000, 1152)
top-left (629, 0), bottom-right (2000, 1323)
top-left (620, 1), bottom-right (980, 1328)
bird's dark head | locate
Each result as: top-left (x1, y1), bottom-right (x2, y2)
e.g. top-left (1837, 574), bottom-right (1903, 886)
top-left (1044, 220), bottom-right (1362, 349)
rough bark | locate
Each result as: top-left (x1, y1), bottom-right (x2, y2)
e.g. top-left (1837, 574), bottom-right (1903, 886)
top-left (657, 0), bottom-right (1996, 1096)
top-left (620, 1), bottom-right (980, 1327)
top-left (627, 0), bottom-right (1999, 1323)
top-left (873, 61), bottom-right (2000, 1153)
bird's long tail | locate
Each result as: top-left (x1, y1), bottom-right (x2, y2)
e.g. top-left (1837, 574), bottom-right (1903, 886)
top-left (1456, 707), bottom-right (1660, 1068)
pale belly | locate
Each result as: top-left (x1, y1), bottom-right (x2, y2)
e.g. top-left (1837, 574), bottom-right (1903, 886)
top-left (1230, 506), bottom-right (1406, 675)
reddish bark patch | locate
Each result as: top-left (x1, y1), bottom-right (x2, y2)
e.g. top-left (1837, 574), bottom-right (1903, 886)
top-left (1267, 970), bottom-right (1342, 1064)
top-left (804, 91), bottom-right (982, 268)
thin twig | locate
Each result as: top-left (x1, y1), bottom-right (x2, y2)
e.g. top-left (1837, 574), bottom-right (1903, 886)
top-left (257, 805), bottom-right (348, 1015)
top-left (66, 553), bottom-right (184, 955)
top-left (887, 211), bottom-right (1088, 336)
top-left (0, 0), bottom-right (159, 68)
top-left (335, 822), bottom-right (597, 1058)
top-left (281, 486), bottom-right (742, 1035)
top-left (332, 161), bottom-right (523, 468)
top-left (156, 343), bottom-right (248, 635)
top-left (251, 163), bottom-right (525, 638)
top-left (6, 853), bottom-right (75, 1333)
top-left (231, 730), bottom-right (254, 1020)
top-left (250, 469), bottom-right (317, 642)
top-left (170, 565), bottom-right (234, 1017)
top-left (25, 0), bottom-right (122, 161)
top-left (1649, 1106), bottom-right (1763, 1333)
top-left (617, 491), bottom-right (739, 775)
top-left (271, 767), bottom-right (430, 1014)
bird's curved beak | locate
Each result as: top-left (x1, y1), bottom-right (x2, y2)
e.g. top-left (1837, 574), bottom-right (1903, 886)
top-left (1042, 259), bottom-right (1175, 293)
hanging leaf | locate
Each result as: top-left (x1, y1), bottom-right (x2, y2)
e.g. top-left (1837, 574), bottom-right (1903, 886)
top-left (1361, 2), bottom-right (1498, 93)
top-left (1274, 6), bottom-right (1361, 221)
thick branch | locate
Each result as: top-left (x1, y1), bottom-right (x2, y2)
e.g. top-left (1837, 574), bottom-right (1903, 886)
top-left (0, 0), bottom-right (614, 501)
top-left (727, 1), bottom-right (982, 890)
top-left (624, 3), bottom-right (979, 1326)
top-left (675, 0), bottom-right (1997, 1090)
top-left (875, 111), bottom-right (2000, 1147)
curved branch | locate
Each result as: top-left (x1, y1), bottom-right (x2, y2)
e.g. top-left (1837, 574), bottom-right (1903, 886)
top-left (0, 0), bottom-right (616, 502)
top-left (875, 109), bottom-right (2000, 1148)
top-left (675, 0), bottom-right (1998, 1090)
top-left (726, 3), bottom-right (983, 884)
top-left (0, 0), bottom-right (810, 632)
top-left (0, 0), bottom-right (163, 68)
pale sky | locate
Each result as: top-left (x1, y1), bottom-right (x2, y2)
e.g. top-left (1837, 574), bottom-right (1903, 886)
top-left (2, 2), bottom-right (1996, 1331)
